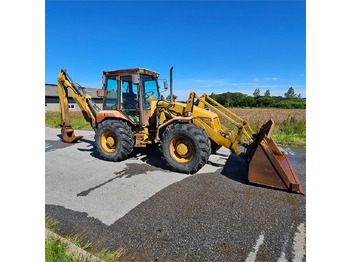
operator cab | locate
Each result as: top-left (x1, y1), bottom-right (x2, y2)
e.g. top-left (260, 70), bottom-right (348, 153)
top-left (101, 68), bottom-right (162, 126)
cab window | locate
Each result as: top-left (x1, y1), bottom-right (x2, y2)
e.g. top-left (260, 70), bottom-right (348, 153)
top-left (141, 75), bottom-right (159, 110)
top-left (103, 78), bottom-right (118, 110)
top-left (120, 76), bottom-right (140, 123)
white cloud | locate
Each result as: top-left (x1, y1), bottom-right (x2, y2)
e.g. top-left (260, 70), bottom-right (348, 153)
top-left (253, 85), bottom-right (280, 88)
top-left (231, 83), bottom-right (255, 86)
top-left (192, 79), bottom-right (227, 84)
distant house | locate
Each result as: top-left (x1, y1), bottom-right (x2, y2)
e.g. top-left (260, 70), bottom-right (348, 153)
top-left (45, 84), bottom-right (103, 112)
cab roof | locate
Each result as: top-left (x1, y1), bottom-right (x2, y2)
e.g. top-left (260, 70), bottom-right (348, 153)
top-left (103, 68), bottom-right (160, 78)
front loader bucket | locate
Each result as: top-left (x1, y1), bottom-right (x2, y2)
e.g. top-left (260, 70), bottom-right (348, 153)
top-left (61, 126), bottom-right (83, 143)
top-left (246, 120), bottom-right (304, 194)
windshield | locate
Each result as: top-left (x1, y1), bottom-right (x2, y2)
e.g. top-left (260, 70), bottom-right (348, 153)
top-left (141, 75), bottom-right (159, 110)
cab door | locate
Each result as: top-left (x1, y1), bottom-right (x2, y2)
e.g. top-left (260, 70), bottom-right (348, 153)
top-left (103, 77), bottom-right (118, 110)
top-left (119, 75), bottom-right (140, 124)
top-left (139, 74), bottom-right (160, 126)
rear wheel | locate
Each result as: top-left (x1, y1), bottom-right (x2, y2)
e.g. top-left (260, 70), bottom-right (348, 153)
top-left (160, 123), bottom-right (211, 174)
top-left (95, 119), bottom-right (134, 161)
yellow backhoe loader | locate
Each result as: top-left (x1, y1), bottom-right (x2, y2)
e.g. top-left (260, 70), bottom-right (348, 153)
top-left (57, 68), bottom-right (304, 194)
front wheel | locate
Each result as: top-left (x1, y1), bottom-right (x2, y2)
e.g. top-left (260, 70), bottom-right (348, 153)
top-left (160, 123), bottom-right (211, 174)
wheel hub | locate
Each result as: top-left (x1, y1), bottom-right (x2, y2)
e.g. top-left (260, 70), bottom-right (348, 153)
top-left (169, 136), bottom-right (194, 163)
top-left (101, 131), bottom-right (118, 153)
top-left (106, 136), bottom-right (116, 147)
top-left (176, 143), bottom-right (189, 156)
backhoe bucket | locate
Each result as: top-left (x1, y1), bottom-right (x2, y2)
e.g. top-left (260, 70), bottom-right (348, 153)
top-left (61, 126), bottom-right (83, 143)
top-left (246, 120), bottom-right (304, 194)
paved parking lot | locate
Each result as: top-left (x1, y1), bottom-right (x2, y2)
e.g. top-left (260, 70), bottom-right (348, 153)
top-left (45, 127), bottom-right (306, 261)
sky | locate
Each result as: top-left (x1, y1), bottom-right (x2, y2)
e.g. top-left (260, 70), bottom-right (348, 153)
top-left (45, 0), bottom-right (306, 100)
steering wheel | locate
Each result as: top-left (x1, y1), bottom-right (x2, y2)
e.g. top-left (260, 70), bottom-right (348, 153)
top-left (107, 102), bottom-right (117, 110)
top-left (145, 91), bottom-right (154, 99)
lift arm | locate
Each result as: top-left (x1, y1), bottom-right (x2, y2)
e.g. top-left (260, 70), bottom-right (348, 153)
top-left (57, 69), bottom-right (100, 143)
top-left (184, 91), bottom-right (304, 194)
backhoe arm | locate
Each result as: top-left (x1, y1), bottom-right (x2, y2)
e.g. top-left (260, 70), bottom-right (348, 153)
top-left (57, 69), bottom-right (100, 143)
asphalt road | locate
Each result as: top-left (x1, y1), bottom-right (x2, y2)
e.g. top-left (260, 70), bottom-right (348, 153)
top-left (45, 127), bottom-right (306, 261)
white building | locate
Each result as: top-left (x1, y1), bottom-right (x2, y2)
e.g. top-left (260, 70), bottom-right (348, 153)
top-left (45, 84), bottom-right (103, 112)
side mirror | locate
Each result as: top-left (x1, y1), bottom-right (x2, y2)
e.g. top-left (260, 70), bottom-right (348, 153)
top-left (131, 75), bottom-right (140, 85)
top-left (97, 89), bottom-right (106, 97)
top-left (163, 81), bottom-right (168, 90)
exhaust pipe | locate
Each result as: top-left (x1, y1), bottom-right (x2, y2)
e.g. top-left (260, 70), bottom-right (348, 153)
top-left (170, 67), bottom-right (173, 104)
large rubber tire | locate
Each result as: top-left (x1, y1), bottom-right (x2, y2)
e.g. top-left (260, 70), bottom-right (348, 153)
top-left (160, 123), bottom-right (211, 174)
top-left (210, 138), bottom-right (222, 154)
top-left (94, 119), bottom-right (134, 162)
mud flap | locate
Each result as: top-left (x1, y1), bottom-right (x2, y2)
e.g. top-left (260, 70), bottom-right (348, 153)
top-left (61, 126), bottom-right (83, 143)
top-left (246, 120), bottom-right (304, 194)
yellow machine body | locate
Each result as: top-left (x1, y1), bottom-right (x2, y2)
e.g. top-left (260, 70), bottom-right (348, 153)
top-left (57, 68), bottom-right (304, 194)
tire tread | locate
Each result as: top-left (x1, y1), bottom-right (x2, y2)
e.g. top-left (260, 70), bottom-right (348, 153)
top-left (160, 123), bottom-right (211, 174)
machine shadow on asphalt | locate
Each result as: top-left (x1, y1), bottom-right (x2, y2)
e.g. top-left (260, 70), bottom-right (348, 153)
top-left (74, 135), bottom-right (256, 187)
top-left (68, 135), bottom-right (300, 195)
top-left (220, 154), bottom-right (249, 185)
top-left (76, 138), bottom-right (101, 159)
top-left (76, 137), bottom-right (172, 171)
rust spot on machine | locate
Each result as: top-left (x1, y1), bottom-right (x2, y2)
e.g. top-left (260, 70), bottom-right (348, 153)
top-left (246, 120), bottom-right (304, 194)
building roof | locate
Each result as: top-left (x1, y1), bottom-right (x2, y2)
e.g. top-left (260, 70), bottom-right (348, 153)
top-left (45, 84), bottom-right (100, 99)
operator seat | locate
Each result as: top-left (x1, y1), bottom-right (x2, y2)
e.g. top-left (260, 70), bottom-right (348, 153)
top-left (122, 92), bottom-right (137, 109)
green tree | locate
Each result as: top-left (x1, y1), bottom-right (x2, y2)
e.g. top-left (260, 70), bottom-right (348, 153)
top-left (256, 97), bottom-right (275, 108)
top-left (264, 89), bottom-right (271, 97)
top-left (253, 88), bottom-right (260, 98)
top-left (228, 92), bottom-right (246, 106)
top-left (238, 96), bottom-right (255, 107)
top-left (284, 87), bottom-right (296, 99)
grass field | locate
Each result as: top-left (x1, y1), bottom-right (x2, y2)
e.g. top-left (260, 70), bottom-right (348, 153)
top-left (219, 108), bottom-right (306, 145)
top-left (45, 108), bottom-right (306, 145)
top-left (46, 112), bottom-right (93, 130)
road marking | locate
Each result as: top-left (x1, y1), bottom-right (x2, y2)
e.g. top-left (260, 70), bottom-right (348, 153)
top-left (287, 147), bottom-right (295, 155)
top-left (278, 251), bottom-right (287, 262)
top-left (277, 223), bottom-right (294, 262)
top-left (292, 223), bottom-right (306, 262)
top-left (285, 147), bottom-right (295, 156)
top-left (246, 232), bottom-right (265, 262)
top-left (278, 146), bottom-right (295, 156)
top-left (277, 238), bottom-right (288, 262)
